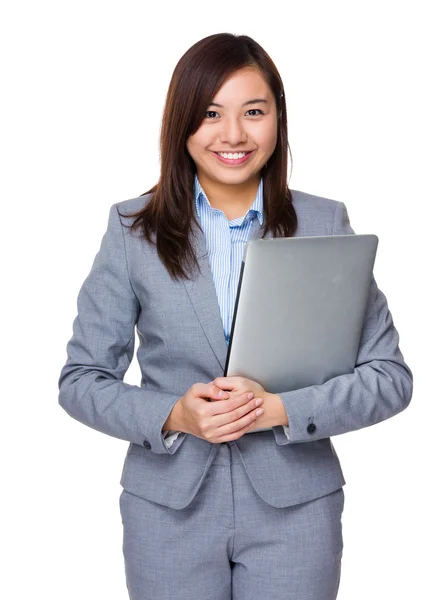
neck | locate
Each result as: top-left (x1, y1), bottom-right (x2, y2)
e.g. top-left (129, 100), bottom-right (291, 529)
top-left (197, 174), bottom-right (261, 220)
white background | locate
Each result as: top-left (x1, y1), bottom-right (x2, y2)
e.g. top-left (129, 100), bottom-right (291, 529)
top-left (1, 1), bottom-right (445, 598)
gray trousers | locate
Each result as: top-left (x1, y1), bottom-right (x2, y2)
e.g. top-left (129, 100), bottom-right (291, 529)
top-left (119, 441), bottom-right (345, 600)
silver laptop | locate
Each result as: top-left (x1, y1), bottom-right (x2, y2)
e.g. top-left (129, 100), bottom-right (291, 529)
top-left (224, 234), bottom-right (378, 432)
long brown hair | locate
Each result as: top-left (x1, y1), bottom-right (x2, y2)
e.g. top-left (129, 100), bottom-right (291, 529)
top-left (120, 33), bottom-right (297, 280)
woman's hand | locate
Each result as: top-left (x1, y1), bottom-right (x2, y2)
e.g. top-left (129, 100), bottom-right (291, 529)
top-left (174, 382), bottom-right (264, 443)
top-left (210, 377), bottom-right (289, 429)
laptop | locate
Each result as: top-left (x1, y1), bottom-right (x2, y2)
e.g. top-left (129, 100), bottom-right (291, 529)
top-left (224, 234), bottom-right (378, 431)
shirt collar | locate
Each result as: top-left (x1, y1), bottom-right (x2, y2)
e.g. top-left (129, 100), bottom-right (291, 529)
top-left (194, 173), bottom-right (264, 226)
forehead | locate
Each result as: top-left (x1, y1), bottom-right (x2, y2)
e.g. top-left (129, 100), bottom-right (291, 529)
top-left (212, 68), bottom-right (272, 103)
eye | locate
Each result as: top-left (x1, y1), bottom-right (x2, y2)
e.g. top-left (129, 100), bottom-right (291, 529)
top-left (246, 109), bottom-right (264, 116)
top-left (205, 111), bottom-right (220, 119)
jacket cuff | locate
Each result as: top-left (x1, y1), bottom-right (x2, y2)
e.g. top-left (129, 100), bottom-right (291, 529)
top-left (163, 430), bottom-right (184, 450)
top-left (143, 393), bottom-right (187, 454)
top-left (272, 425), bottom-right (292, 445)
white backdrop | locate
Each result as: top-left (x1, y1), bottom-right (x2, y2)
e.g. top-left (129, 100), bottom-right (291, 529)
top-left (1, 1), bottom-right (444, 598)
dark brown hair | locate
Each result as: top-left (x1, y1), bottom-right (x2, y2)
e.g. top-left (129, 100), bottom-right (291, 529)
top-left (120, 33), bottom-right (297, 280)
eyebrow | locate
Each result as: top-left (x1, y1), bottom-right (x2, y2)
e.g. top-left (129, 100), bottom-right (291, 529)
top-left (208, 98), bottom-right (269, 108)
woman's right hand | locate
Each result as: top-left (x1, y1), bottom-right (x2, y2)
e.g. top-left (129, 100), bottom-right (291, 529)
top-left (172, 382), bottom-right (264, 443)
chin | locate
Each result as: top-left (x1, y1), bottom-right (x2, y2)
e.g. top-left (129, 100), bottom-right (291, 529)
top-left (213, 166), bottom-right (259, 179)
top-left (214, 174), bottom-right (256, 186)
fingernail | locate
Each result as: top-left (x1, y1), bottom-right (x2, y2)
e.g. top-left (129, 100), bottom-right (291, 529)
top-left (255, 398), bottom-right (262, 406)
top-left (256, 408), bottom-right (264, 416)
top-left (247, 393), bottom-right (254, 400)
top-left (218, 390), bottom-right (227, 398)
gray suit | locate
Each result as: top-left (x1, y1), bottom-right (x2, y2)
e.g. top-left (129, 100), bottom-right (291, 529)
top-left (59, 189), bottom-right (412, 598)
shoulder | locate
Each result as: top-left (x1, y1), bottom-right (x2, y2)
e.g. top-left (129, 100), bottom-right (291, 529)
top-left (289, 188), bottom-right (348, 235)
top-left (290, 188), bottom-right (341, 216)
top-left (113, 193), bottom-right (152, 224)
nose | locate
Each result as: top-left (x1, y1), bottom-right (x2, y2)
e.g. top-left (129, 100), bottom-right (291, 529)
top-left (219, 117), bottom-right (248, 146)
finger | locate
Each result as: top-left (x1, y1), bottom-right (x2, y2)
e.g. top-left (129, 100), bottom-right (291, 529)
top-left (209, 391), bottom-right (254, 414)
top-left (192, 383), bottom-right (229, 401)
top-left (206, 384), bottom-right (230, 401)
top-left (208, 390), bottom-right (233, 401)
top-left (215, 404), bottom-right (263, 438)
top-left (211, 392), bottom-right (261, 420)
top-left (211, 376), bottom-right (243, 391)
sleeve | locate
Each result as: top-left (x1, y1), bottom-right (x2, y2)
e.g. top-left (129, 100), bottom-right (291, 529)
top-left (58, 203), bottom-right (186, 455)
top-left (272, 201), bottom-right (413, 445)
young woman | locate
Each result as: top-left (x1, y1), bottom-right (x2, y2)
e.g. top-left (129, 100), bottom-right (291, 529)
top-left (59, 33), bottom-right (413, 600)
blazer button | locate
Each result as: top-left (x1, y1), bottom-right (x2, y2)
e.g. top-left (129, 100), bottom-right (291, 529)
top-left (307, 423), bottom-right (317, 434)
top-left (143, 440), bottom-right (151, 449)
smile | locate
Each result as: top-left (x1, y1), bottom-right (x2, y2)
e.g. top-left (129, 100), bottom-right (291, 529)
top-left (212, 151), bottom-right (254, 165)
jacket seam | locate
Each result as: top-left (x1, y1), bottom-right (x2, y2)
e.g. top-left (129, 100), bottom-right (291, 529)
top-left (114, 203), bottom-right (139, 301)
top-left (332, 201), bottom-right (343, 235)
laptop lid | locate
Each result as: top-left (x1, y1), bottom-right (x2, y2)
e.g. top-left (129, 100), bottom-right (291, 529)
top-left (224, 234), bottom-right (378, 394)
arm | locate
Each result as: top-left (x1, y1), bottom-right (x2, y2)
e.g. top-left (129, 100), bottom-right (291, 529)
top-left (213, 202), bottom-right (413, 444)
top-left (58, 204), bottom-right (185, 455)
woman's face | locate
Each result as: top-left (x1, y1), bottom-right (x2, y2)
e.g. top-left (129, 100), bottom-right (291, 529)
top-left (186, 67), bottom-right (278, 188)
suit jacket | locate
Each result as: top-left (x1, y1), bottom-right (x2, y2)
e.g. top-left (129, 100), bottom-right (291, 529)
top-left (58, 189), bottom-right (413, 509)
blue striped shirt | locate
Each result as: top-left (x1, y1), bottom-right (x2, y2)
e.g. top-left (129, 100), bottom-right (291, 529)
top-left (194, 174), bottom-right (264, 344)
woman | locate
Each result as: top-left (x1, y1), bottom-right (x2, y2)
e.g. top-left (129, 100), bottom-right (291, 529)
top-left (59, 33), bottom-right (413, 600)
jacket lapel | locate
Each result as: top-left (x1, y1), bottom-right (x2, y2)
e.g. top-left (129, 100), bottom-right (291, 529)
top-left (182, 221), bottom-right (228, 371)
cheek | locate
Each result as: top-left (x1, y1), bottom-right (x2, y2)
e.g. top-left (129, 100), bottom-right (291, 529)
top-left (187, 134), bottom-right (209, 158)
top-left (187, 133), bottom-right (197, 147)
top-left (253, 121), bottom-right (277, 149)
top-left (257, 131), bottom-right (277, 154)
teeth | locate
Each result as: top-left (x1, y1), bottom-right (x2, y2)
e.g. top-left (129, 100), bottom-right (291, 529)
top-left (217, 152), bottom-right (248, 159)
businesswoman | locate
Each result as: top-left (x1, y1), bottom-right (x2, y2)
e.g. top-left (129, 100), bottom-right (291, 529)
top-left (59, 33), bottom-right (413, 600)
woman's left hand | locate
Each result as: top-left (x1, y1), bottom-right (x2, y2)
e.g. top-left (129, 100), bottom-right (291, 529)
top-left (210, 376), bottom-right (289, 430)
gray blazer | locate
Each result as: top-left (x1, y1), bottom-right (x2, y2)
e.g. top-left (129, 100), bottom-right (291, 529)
top-left (58, 189), bottom-right (413, 509)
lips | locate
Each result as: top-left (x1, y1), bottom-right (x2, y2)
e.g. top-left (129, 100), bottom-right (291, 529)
top-left (212, 150), bottom-right (254, 165)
